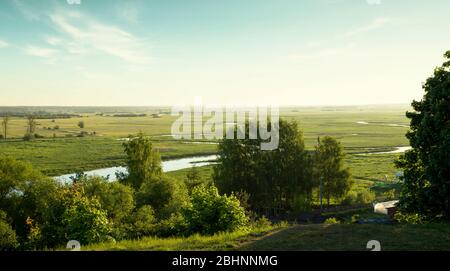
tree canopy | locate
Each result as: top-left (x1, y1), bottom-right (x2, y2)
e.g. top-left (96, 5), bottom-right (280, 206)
top-left (396, 50), bottom-right (450, 219)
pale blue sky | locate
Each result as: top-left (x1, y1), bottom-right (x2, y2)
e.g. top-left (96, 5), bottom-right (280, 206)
top-left (1, 0), bottom-right (450, 106)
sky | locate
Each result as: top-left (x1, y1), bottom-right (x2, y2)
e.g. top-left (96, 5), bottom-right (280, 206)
top-left (0, 0), bottom-right (450, 106)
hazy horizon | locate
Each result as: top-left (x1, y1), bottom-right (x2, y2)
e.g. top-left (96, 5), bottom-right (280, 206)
top-left (1, 0), bottom-right (450, 106)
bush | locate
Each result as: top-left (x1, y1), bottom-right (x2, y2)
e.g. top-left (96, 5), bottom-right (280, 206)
top-left (253, 216), bottom-right (272, 230)
top-left (0, 211), bottom-right (18, 250)
top-left (324, 217), bottom-right (340, 224)
top-left (382, 189), bottom-right (397, 201)
top-left (291, 194), bottom-right (312, 214)
top-left (116, 205), bottom-right (157, 239)
top-left (81, 177), bottom-right (135, 223)
top-left (154, 213), bottom-right (188, 237)
top-left (23, 133), bottom-right (34, 141)
top-left (394, 211), bottom-right (425, 224)
top-left (41, 185), bottom-right (111, 247)
top-left (342, 189), bottom-right (376, 205)
top-left (136, 176), bottom-right (188, 219)
top-left (182, 185), bottom-right (248, 235)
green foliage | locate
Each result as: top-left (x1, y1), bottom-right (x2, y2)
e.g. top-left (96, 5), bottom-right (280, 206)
top-left (184, 166), bottom-right (205, 193)
top-left (315, 136), bottom-right (352, 206)
top-left (0, 210), bottom-right (18, 250)
top-left (119, 133), bottom-right (162, 190)
top-left (253, 216), bottom-right (272, 230)
top-left (80, 176), bottom-right (135, 223)
top-left (182, 185), bottom-right (248, 235)
top-left (394, 211), bottom-right (425, 224)
top-left (0, 156), bottom-right (58, 238)
top-left (40, 185), bottom-right (111, 247)
top-left (396, 50), bottom-right (450, 219)
top-left (382, 189), bottom-right (397, 201)
top-left (22, 133), bottom-right (34, 141)
top-left (154, 213), bottom-right (188, 237)
top-left (77, 121), bottom-right (85, 129)
top-left (136, 176), bottom-right (188, 219)
top-left (1, 115), bottom-right (9, 140)
top-left (214, 120), bottom-right (313, 214)
top-left (342, 189), bottom-right (376, 205)
top-left (351, 214), bottom-right (360, 223)
top-left (291, 194), bottom-right (312, 214)
top-left (124, 205), bottom-right (157, 239)
top-left (324, 217), bottom-right (341, 224)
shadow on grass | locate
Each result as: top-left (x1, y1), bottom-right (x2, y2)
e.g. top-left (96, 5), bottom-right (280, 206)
top-left (239, 223), bottom-right (450, 251)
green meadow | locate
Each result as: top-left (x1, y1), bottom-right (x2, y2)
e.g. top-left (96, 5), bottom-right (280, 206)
top-left (0, 105), bottom-right (410, 177)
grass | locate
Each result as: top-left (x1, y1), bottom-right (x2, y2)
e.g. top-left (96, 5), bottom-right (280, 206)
top-left (82, 224), bottom-right (285, 251)
top-left (239, 223), bottom-right (450, 251)
top-left (0, 105), bottom-right (410, 190)
top-left (0, 137), bottom-right (217, 176)
top-left (81, 219), bottom-right (450, 251)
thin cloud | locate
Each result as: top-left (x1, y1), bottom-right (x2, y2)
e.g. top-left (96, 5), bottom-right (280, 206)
top-left (116, 2), bottom-right (139, 24)
top-left (0, 40), bottom-right (9, 48)
top-left (48, 9), bottom-right (150, 64)
top-left (11, 0), bottom-right (40, 21)
top-left (344, 17), bottom-right (391, 38)
top-left (24, 46), bottom-right (58, 58)
top-left (45, 36), bottom-right (63, 46)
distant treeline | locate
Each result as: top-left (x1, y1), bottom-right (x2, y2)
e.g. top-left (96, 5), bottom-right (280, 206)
top-left (0, 106), bottom-right (171, 114)
top-left (0, 112), bottom-right (81, 119)
top-left (112, 113), bottom-right (147, 117)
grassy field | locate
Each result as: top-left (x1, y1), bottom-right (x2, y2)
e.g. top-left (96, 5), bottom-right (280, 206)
top-left (239, 223), bottom-right (450, 251)
top-left (0, 105), bottom-right (410, 179)
top-left (81, 221), bottom-right (450, 251)
top-left (0, 137), bottom-right (217, 176)
top-left (82, 224), bottom-right (284, 251)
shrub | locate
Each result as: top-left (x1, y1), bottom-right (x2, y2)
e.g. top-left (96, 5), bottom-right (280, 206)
top-left (154, 213), bottom-right (188, 237)
top-left (382, 189), bottom-right (397, 201)
top-left (81, 177), bottom-right (135, 223)
top-left (136, 176), bottom-right (188, 219)
top-left (23, 133), bottom-right (34, 141)
top-left (0, 211), bottom-right (18, 251)
top-left (342, 189), bottom-right (376, 205)
top-left (324, 217), bottom-right (340, 224)
top-left (394, 211), bottom-right (425, 224)
top-left (41, 185), bottom-right (111, 247)
top-left (253, 216), bottom-right (272, 230)
top-left (182, 185), bottom-right (248, 235)
top-left (291, 194), bottom-right (312, 214)
top-left (116, 205), bottom-right (157, 239)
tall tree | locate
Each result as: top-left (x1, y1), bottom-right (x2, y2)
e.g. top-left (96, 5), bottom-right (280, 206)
top-left (214, 120), bottom-right (313, 215)
top-left (1, 115), bottom-right (9, 139)
top-left (118, 133), bottom-right (162, 190)
top-left (396, 51), bottom-right (450, 219)
top-left (26, 115), bottom-right (36, 135)
top-left (314, 136), bottom-right (351, 206)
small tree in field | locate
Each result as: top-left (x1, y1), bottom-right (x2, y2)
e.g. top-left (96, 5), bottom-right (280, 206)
top-left (314, 136), bottom-right (352, 206)
top-left (24, 115), bottom-right (37, 140)
top-left (1, 115), bottom-right (9, 140)
top-left (77, 121), bottom-right (85, 129)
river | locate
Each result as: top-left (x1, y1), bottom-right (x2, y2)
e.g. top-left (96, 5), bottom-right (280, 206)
top-left (55, 155), bottom-right (218, 183)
